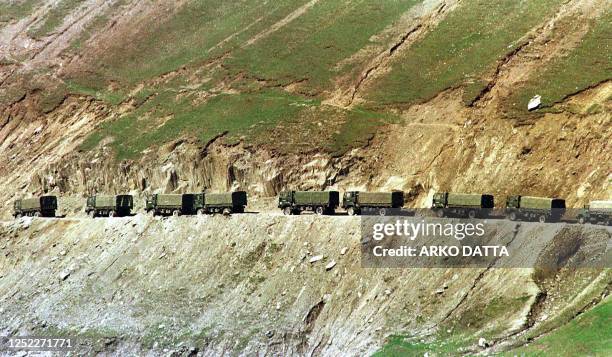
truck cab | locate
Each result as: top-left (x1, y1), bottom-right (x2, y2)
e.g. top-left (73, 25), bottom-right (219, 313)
top-left (342, 191), bottom-right (359, 208)
top-left (278, 191), bottom-right (294, 208)
top-left (432, 192), bottom-right (448, 209)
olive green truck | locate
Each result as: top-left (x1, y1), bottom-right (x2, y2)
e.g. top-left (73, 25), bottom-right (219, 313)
top-left (13, 196), bottom-right (57, 218)
top-left (146, 194), bottom-right (195, 216)
top-left (342, 191), bottom-right (404, 216)
top-left (279, 191), bottom-right (339, 215)
top-left (146, 192), bottom-right (247, 216)
top-left (86, 195), bottom-right (134, 217)
top-left (505, 195), bottom-right (566, 223)
top-left (432, 192), bottom-right (494, 218)
top-left (577, 200), bottom-right (611, 225)
top-left (195, 191), bottom-right (248, 214)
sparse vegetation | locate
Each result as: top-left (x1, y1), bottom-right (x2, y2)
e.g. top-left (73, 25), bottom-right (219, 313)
top-left (364, 0), bottom-right (566, 107)
top-left (28, 0), bottom-right (87, 38)
top-left (503, 12), bottom-right (612, 117)
top-left (507, 298), bottom-right (612, 356)
top-left (0, 0), bottom-right (38, 24)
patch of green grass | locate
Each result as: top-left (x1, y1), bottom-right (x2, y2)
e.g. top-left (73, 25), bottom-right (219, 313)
top-left (0, 0), bottom-right (38, 24)
top-left (76, 0), bottom-right (310, 90)
top-left (66, 81), bottom-right (125, 105)
top-left (225, 0), bottom-right (421, 95)
top-left (327, 107), bottom-right (399, 157)
top-left (67, 13), bottom-right (110, 51)
top-left (503, 12), bottom-right (612, 118)
top-left (507, 299), bottom-right (612, 356)
top-left (364, 0), bottom-right (566, 107)
top-left (28, 0), bottom-right (87, 38)
top-left (374, 334), bottom-right (470, 357)
top-left (79, 89), bottom-right (317, 160)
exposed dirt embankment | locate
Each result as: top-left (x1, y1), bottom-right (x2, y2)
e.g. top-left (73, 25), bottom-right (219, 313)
top-left (0, 216), bottom-right (609, 355)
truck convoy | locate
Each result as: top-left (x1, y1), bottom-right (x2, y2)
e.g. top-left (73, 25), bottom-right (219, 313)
top-left (577, 200), bottom-right (612, 225)
top-left (13, 196), bottom-right (57, 218)
top-left (431, 192), bottom-right (494, 218)
top-left (278, 191), bottom-right (339, 215)
top-left (342, 191), bottom-right (404, 216)
top-left (11, 190), bottom-right (610, 226)
top-left (146, 192), bottom-right (248, 216)
top-left (86, 195), bottom-right (134, 217)
top-left (505, 195), bottom-right (566, 223)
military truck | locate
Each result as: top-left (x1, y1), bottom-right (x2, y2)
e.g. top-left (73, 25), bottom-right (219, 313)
top-left (146, 194), bottom-right (196, 216)
top-left (577, 200), bottom-right (612, 225)
top-left (194, 191), bottom-right (248, 215)
top-left (342, 191), bottom-right (404, 216)
top-left (13, 196), bottom-right (57, 218)
top-left (86, 195), bottom-right (133, 217)
top-left (505, 195), bottom-right (565, 223)
top-left (432, 192), bottom-right (494, 218)
top-left (279, 191), bottom-right (339, 215)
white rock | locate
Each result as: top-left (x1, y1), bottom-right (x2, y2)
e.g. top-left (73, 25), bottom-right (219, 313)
top-left (340, 247), bottom-right (348, 255)
top-left (325, 260), bottom-right (336, 271)
top-left (309, 255), bottom-right (323, 263)
top-left (478, 337), bottom-right (487, 348)
top-left (527, 95), bottom-right (541, 110)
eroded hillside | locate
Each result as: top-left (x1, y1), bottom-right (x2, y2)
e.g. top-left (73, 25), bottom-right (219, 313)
top-left (0, 215), bottom-right (610, 355)
top-left (0, 0), bottom-right (609, 219)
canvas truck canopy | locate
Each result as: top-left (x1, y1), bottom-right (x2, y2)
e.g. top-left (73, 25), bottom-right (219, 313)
top-left (94, 195), bottom-right (117, 208)
top-left (447, 193), bottom-right (493, 208)
top-left (357, 192), bottom-right (403, 206)
top-left (589, 200), bottom-right (612, 211)
top-left (156, 194), bottom-right (183, 207)
top-left (293, 191), bottom-right (339, 206)
top-left (205, 192), bottom-right (247, 206)
top-left (520, 196), bottom-right (563, 209)
top-left (20, 198), bottom-right (41, 210)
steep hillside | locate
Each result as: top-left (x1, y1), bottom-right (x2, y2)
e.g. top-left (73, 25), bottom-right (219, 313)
top-left (0, 0), bottom-right (609, 217)
top-left (0, 1), bottom-right (610, 355)
top-left (1, 216), bottom-right (610, 355)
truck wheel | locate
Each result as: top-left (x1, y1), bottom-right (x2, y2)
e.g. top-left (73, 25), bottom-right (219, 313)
top-left (468, 210), bottom-right (476, 219)
top-left (436, 209), bottom-right (444, 218)
top-left (283, 207), bottom-right (292, 215)
top-left (379, 208), bottom-right (387, 216)
top-left (147, 210), bottom-right (155, 217)
top-left (172, 210), bottom-right (180, 217)
top-left (315, 207), bottom-right (325, 215)
top-left (108, 210), bottom-right (116, 218)
top-left (34, 212), bottom-right (41, 217)
top-left (347, 207), bottom-right (355, 216)
top-left (197, 209), bottom-right (205, 216)
top-left (508, 212), bottom-right (517, 221)
top-left (538, 215), bottom-right (546, 223)
top-left (15, 213), bottom-right (22, 219)
top-left (578, 216), bottom-right (586, 224)
top-left (88, 210), bottom-right (96, 218)
top-left (223, 208), bottom-right (231, 215)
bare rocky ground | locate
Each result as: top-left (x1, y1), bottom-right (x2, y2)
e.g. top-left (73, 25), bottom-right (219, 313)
top-left (0, 214), bottom-right (609, 355)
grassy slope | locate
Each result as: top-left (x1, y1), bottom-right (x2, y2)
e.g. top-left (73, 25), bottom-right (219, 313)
top-left (224, 0), bottom-right (421, 95)
top-left (363, 0), bottom-right (566, 108)
top-left (27, 0), bottom-right (87, 38)
top-left (74, 0), bottom-right (418, 159)
top-left (374, 297), bottom-right (611, 357)
top-left (0, 0), bottom-right (38, 24)
top-left (503, 10), bottom-right (612, 117)
top-left (53, 0), bottom-right (610, 160)
top-left (507, 298), bottom-right (611, 356)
